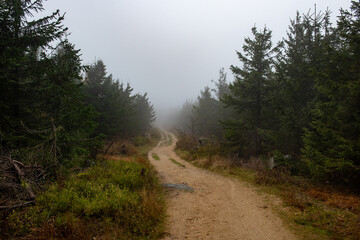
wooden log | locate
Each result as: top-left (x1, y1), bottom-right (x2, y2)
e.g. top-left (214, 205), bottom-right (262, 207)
top-left (0, 201), bottom-right (35, 211)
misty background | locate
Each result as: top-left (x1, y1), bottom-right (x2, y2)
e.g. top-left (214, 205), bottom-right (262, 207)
top-left (41, 0), bottom-right (350, 123)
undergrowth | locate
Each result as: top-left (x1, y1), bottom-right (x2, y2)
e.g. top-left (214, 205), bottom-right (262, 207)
top-left (1, 145), bottom-right (165, 239)
top-left (175, 139), bottom-right (360, 240)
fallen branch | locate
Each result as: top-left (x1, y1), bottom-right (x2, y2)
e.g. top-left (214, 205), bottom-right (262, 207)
top-left (13, 159), bottom-right (26, 168)
top-left (104, 141), bottom-right (114, 154)
top-left (0, 201), bottom-right (35, 211)
top-left (5, 156), bottom-right (36, 200)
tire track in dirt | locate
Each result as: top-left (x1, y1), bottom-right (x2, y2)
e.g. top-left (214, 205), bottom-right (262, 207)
top-left (149, 131), bottom-right (297, 240)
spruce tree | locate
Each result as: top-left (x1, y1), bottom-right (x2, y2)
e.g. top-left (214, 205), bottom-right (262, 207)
top-left (302, 1), bottom-right (360, 184)
top-left (0, 0), bottom-right (98, 169)
top-left (0, 0), bottom-right (66, 138)
top-left (130, 93), bottom-right (156, 136)
top-left (84, 60), bottom-right (135, 137)
top-left (273, 10), bottom-right (333, 154)
top-left (223, 26), bottom-right (280, 155)
top-left (193, 86), bottom-right (218, 138)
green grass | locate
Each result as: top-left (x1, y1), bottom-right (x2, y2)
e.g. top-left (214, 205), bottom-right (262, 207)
top-left (3, 160), bottom-right (165, 240)
top-left (152, 153), bottom-right (160, 161)
top-left (169, 158), bottom-right (186, 168)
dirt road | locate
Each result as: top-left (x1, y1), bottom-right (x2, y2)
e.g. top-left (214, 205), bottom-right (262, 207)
top-left (148, 132), bottom-right (297, 240)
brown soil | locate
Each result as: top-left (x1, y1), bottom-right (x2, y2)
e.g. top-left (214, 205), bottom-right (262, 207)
top-left (149, 132), bottom-right (297, 240)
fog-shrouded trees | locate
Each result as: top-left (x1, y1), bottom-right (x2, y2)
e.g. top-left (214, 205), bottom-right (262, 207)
top-left (83, 59), bottom-right (155, 138)
top-left (130, 93), bottom-right (156, 136)
top-left (0, 0), bottom-right (98, 170)
top-left (172, 100), bottom-right (197, 137)
top-left (173, 68), bottom-right (234, 140)
top-left (192, 86), bottom-right (218, 138)
top-left (0, 0), bottom-right (156, 175)
top-left (174, 2), bottom-right (360, 184)
top-left (222, 26), bottom-right (281, 156)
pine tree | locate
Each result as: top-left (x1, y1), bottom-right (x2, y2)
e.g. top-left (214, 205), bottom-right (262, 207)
top-left (0, 0), bottom-right (66, 137)
top-left (214, 68), bottom-right (231, 100)
top-left (0, 1), bottom-right (98, 169)
top-left (84, 59), bottom-right (156, 138)
top-left (223, 26), bottom-right (280, 155)
top-left (273, 10), bottom-right (333, 154)
top-left (193, 86), bottom-right (218, 138)
top-left (212, 68), bottom-right (235, 139)
top-left (84, 59), bottom-right (136, 137)
top-left (174, 100), bottom-right (197, 136)
top-left (302, 1), bottom-right (360, 184)
top-left (130, 93), bottom-right (156, 136)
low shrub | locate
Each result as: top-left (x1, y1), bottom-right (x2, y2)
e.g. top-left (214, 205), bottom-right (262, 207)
top-left (104, 140), bottom-right (138, 156)
top-left (175, 135), bottom-right (197, 152)
top-left (133, 136), bottom-right (150, 147)
top-left (255, 168), bottom-right (294, 186)
top-left (3, 159), bottom-right (164, 239)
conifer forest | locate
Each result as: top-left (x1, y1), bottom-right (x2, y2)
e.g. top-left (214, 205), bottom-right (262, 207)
top-left (1, 1), bottom-right (359, 239)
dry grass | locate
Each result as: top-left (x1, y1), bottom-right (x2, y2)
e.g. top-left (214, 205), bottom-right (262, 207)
top-left (104, 140), bottom-right (137, 156)
top-left (306, 188), bottom-right (360, 215)
top-left (255, 168), bottom-right (296, 186)
top-left (98, 154), bottom-right (133, 162)
top-left (26, 218), bottom-right (95, 240)
top-left (176, 150), bottom-right (360, 239)
top-left (209, 156), bottom-right (231, 171)
top-left (175, 135), bottom-right (197, 152)
top-left (173, 132), bottom-right (360, 239)
top-left (255, 169), bottom-right (360, 239)
top-left (242, 157), bottom-right (266, 170)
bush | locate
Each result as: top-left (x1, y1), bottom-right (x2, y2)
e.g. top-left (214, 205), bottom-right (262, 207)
top-left (104, 140), bottom-right (138, 156)
top-left (272, 150), bottom-right (309, 176)
top-left (255, 168), bottom-right (295, 186)
top-left (175, 135), bottom-right (197, 152)
top-left (133, 136), bottom-right (150, 147)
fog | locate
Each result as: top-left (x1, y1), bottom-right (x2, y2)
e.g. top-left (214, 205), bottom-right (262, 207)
top-left (41, 0), bottom-right (350, 123)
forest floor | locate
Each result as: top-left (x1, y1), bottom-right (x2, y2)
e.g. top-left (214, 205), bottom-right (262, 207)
top-left (148, 131), bottom-right (297, 240)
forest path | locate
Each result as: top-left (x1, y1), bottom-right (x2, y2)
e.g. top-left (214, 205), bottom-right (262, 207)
top-left (148, 131), bottom-right (297, 240)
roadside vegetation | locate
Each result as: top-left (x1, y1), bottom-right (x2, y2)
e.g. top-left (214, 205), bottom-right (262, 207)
top-left (1, 136), bottom-right (165, 240)
top-left (0, 1), bottom-right (163, 239)
top-left (175, 135), bottom-right (360, 240)
top-left (170, 2), bottom-right (360, 239)
top-left (172, 2), bottom-right (360, 187)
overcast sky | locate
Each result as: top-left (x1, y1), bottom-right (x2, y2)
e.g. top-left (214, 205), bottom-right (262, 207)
top-left (41, 0), bottom-right (351, 115)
